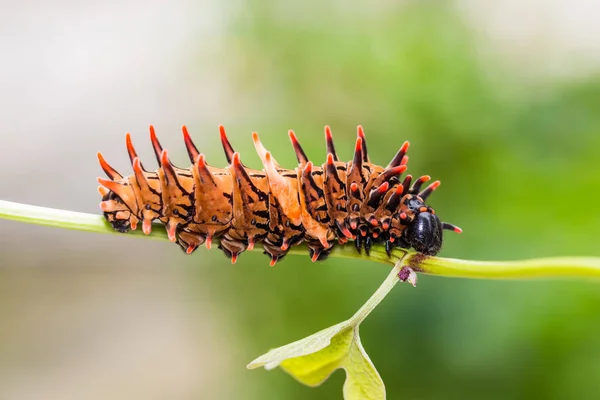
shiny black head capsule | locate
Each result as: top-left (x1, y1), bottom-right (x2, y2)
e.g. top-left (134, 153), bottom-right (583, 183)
top-left (404, 211), bottom-right (443, 256)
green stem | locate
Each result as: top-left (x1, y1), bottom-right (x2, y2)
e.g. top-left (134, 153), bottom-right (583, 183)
top-left (0, 199), bottom-right (170, 241)
top-left (2, 199), bottom-right (600, 280)
top-left (414, 255), bottom-right (600, 280)
top-left (348, 262), bottom-right (405, 325)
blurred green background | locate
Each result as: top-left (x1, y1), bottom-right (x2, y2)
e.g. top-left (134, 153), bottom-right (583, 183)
top-left (1, 1), bottom-right (600, 399)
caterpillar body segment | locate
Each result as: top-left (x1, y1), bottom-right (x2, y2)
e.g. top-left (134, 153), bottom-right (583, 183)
top-left (98, 125), bottom-right (461, 265)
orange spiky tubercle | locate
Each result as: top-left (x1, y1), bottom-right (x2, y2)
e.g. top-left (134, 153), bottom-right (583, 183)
top-left (97, 125), bottom-right (461, 265)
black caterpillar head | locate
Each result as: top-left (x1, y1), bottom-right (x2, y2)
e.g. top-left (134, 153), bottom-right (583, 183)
top-left (398, 194), bottom-right (461, 256)
top-left (404, 211), bottom-right (443, 255)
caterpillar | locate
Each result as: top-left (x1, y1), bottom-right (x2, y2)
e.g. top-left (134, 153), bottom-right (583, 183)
top-left (97, 125), bottom-right (461, 265)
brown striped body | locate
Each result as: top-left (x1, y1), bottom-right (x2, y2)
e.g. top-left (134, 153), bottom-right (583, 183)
top-left (97, 125), bottom-right (461, 265)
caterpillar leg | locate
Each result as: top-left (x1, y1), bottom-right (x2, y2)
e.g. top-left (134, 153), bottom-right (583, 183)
top-left (262, 243), bottom-right (288, 267)
top-left (218, 235), bottom-right (249, 264)
top-left (306, 240), bottom-right (334, 262)
top-left (176, 230), bottom-right (206, 255)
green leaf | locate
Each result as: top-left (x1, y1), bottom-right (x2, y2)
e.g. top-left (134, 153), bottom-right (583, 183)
top-left (248, 324), bottom-right (385, 400)
top-left (280, 326), bottom-right (356, 387)
top-left (339, 328), bottom-right (385, 400)
top-left (285, 326), bottom-right (385, 400)
top-left (248, 263), bottom-right (409, 400)
top-left (247, 321), bottom-right (349, 372)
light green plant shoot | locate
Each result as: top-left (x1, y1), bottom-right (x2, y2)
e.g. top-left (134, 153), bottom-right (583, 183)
top-left (2, 199), bottom-right (600, 399)
top-left (248, 263), bottom-right (410, 400)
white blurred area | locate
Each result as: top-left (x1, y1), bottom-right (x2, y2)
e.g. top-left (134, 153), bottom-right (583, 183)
top-left (0, 1), bottom-right (238, 399)
top-left (0, 0), bottom-right (599, 399)
top-left (460, 0), bottom-right (600, 80)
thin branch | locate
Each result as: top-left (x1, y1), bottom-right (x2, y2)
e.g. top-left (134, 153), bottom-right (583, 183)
top-left (2, 200), bottom-right (600, 280)
top-left (413, 255), bottom-right (600, 280)
top-left (0, 200), bottom-right (170, 241)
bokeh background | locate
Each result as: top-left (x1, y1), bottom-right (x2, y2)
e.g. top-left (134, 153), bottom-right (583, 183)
top-left (1, 1), bottom-right (600, 399)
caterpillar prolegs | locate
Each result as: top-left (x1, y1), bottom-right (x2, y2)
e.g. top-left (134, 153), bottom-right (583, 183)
top-left (97, 125), bottom-right (461, 265)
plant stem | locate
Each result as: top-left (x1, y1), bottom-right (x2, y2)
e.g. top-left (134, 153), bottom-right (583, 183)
top-left (2, 199), bottom-right (600, 280)
top-left (0, 200), bottom-right (169, 241)
top-left (413, 255), bottom-right (600, 280)
top-left (348, 262), bottom-right (404, 325)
